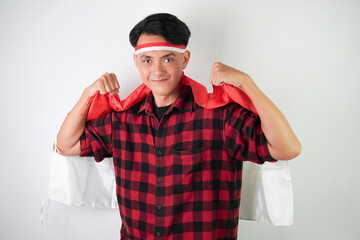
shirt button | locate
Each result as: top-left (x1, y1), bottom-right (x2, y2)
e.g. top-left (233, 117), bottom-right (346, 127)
top-left (157, 150), bottom-right (162, 156)
top-left (157, 205), bottom-right (161, 209)
top-left (158, 178), bottom-right (162, 183)
top-left (155, 126), bottom-right (159, 131)
top-left (156, 232), bottom-right (161, 236)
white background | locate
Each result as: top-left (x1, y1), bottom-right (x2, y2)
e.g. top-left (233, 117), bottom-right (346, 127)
top-left (1, 0), bottom-right (359, 239)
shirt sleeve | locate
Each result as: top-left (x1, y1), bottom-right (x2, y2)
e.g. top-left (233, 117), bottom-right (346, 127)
top-left (80, 111), bottom-right (113, 162)
top-left (224, 103), bottom-right (276, 164)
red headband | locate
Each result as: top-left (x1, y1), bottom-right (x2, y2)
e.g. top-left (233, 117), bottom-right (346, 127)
top-left (135, 42), bottom-right (186, 55)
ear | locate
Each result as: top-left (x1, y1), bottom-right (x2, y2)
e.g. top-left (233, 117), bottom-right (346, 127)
top-left (133, 54), bottom-right (139, 69)
top-left (182, 50), bottom-right (191, 70)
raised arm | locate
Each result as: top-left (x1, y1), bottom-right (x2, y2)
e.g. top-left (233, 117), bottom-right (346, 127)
top-left (210, 62), bottom-right (301, 160)
top-left (56, 73), bottom-right (120, 156)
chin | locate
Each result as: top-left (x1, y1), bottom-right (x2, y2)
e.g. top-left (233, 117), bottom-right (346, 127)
top-left (149, 82), bottom-right (177, 94)
top-left (152, 89), bottom-right (173, 97)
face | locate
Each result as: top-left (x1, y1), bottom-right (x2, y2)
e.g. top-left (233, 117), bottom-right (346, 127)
top-left (134, 34), bottom-right (190, 106)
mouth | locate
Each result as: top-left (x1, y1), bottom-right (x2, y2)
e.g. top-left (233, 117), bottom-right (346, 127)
top-left (150, 78), bottom-right (168, 83)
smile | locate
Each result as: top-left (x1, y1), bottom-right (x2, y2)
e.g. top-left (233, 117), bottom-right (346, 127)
top-left (150, 78), bottom-right (168, 82)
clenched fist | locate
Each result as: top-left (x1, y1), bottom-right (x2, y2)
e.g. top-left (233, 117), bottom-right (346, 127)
top-left (210, 62), bottom-right (251, 90)
top-left (84, 72), bottom-right (120, 97)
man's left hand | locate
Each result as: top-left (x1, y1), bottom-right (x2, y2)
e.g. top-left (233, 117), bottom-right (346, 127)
top-left (210, 62), bottom-right (251, 89)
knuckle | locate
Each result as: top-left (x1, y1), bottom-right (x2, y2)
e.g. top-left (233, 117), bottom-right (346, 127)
top-left (213, 62), bottom-right (222, 71)
top-left (103, 72), bottom-right (110, 79)
top-left (94, 80), bottom-right (101, 86)
top-left (98, 76), bottom-right (106, 82)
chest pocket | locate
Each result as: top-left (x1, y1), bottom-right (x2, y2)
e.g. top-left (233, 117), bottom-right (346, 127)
top-left (172, 146), bottom-right (212, 193)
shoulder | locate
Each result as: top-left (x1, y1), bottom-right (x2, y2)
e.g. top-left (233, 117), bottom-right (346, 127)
top-left (223, 102), bottom-right (258, 118)
top-left (195, 102), bottom-right (256, 117)
top-left (220, 103), bottom-right (260, 132)
top-left (190, 102), bottom-right (257, 121)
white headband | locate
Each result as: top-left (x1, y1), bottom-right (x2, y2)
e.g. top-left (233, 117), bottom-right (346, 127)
top-left (135, 42), bottom-right (187, 55)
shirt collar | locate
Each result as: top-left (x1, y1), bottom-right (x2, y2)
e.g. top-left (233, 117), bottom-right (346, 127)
top-left (137, 84), bottom-right (196, 116)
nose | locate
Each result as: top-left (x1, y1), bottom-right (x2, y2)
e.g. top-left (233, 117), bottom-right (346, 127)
top-left (151, 60), bottom-right (166, 77)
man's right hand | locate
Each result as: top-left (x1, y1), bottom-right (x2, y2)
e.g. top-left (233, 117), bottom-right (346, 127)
top-left (56, 72), bottom-right (120, 156)
top-left (84, 72), bottom-right (120, 97)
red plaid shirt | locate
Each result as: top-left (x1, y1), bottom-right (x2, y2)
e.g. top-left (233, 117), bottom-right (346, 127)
top-left (80, 84), bottom-right (275, 240)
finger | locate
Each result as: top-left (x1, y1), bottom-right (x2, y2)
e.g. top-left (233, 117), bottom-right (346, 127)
top-left (106, 73), bottom-right (116, 90)
top-left (97, 79), bottom-right (107, 94)
top-left (115, 80), bottom-right (120, 89)
top-left (110, 73), bottom-right (120, 89)
top-left (110, 89), bottom-right (119, 96)
top-left (104, 79), bottom-right (113, 93)
top-left (103, 73), bottom-right (115, 92)
top-left (211, 65), bottom-right (223, 86)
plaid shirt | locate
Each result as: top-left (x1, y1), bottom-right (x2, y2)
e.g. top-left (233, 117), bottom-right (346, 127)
top-left (80, 84), bottom-right (275, 240)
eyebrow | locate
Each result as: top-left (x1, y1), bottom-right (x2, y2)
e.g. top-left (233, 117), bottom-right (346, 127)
top-left (140, 53), bottom-right (177, 59)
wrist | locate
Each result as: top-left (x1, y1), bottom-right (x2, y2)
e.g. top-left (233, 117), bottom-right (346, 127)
top-left (83, 86), bottom-right (97, 99)
top-left (67, 90), bottom-right (93, 116)
top-left (240, 75), bottom-right (256, 92)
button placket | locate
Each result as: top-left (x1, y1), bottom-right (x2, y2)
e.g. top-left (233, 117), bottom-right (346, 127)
top-left (154, 123), bottom-right (165, 238)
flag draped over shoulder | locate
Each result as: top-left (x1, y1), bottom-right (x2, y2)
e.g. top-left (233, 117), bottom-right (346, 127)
top-left (84, 73), bottom-right (257, 121)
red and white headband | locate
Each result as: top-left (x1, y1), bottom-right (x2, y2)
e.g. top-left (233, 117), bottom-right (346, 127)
top-left (135, 42), bottom-right (186, 55)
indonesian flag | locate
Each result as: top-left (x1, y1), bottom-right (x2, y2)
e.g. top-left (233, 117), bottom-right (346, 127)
top-left (83, 73), bottom-right (257, 121)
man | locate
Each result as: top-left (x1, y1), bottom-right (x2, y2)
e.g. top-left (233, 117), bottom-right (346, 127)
top-left (57, 13), bottom-right (300, 240)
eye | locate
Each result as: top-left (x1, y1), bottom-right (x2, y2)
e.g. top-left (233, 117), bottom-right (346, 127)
top-left (143, 59), bottom-right (151, 64)
top-left (164, 58), bottom-right (174, 63)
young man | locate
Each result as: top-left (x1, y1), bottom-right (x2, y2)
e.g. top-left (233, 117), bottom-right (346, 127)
top-left (57, 13), bottom-right (300, 240)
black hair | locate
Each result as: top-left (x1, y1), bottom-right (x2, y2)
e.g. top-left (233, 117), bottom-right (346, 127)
top-left (129, 13), bottom-right (191, 47)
